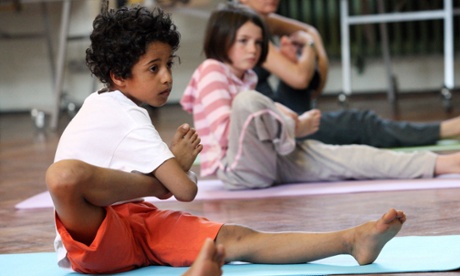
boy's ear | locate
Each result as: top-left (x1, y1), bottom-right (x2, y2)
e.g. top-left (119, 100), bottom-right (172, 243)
top-left (110, 71), bottom-right (125, 88)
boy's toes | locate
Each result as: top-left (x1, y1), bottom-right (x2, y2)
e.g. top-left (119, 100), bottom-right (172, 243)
top-left (173, 124), bottom-right (190, 141)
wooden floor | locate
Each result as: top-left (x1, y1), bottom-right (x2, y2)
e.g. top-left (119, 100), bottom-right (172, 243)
top-left (1, 91), bottom-right (460, 275)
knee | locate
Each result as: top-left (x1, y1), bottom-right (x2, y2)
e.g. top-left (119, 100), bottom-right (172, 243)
top-left (216, 224), bottom-right (255, 247)
top-left (233, 90), bottom-right (271, 113)
top-left (215, 224), bottom-right (259, 261)
top-left (46, 159), bottom-right (91, 197)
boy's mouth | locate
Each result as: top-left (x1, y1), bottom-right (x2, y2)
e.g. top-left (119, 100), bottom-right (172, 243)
top-left (160, 89), bottom-right (171, 98)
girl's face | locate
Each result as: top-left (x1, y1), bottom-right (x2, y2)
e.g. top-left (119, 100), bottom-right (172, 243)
top-left (227, 21), bottom-right (263, 79)
top-left (112, 41), bottom-right (175, 107)
top-left (239, 0), bottom-right (280, 16)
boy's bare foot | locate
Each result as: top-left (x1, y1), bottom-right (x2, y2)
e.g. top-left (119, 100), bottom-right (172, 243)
top-left (295, 109), bottom-right (321, 138)
top-left (350, 208), bottom-right (406, 265)
top-left (183, 238), bottom-right (225, 276)
top-left (170, 123), bottom-right (203, 172)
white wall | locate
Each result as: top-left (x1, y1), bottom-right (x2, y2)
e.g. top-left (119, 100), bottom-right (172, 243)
top-left (0, 0), bottom-right (459, 112)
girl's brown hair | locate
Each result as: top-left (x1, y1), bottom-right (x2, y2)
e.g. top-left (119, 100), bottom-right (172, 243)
top-left (203, 3), bottom-right (269, 66)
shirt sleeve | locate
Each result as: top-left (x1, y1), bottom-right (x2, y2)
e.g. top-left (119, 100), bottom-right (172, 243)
top-left (110, 110), bottom-right (174, 174)
top-left (195, 61), bottom-right (233, 149)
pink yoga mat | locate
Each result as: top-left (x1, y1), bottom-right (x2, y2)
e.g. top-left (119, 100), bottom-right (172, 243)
top-left (15, 174), bottom-right (460, 210)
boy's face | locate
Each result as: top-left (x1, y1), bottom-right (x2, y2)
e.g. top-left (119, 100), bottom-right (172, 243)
top-left (227, 21), bottom-right (263, 78)
top-left (114, 42), bottom-right (175, 107)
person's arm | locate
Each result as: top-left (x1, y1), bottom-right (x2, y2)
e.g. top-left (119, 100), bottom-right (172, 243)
top-left (263, 36), bottom-right (316, 90)
top-left (131, 158), bottom-right (197, 202)
top-left (195, 61), bottom-right (233, 148)
top-left (152, 158), bottom-right (198, 202)
top-left (266, 13), bottom-right (329, 100)
top-left (122, 123), bottom-right (199, 202)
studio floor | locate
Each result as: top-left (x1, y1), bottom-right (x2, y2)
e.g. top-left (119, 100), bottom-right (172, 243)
top-left (1, 91), bottom-right (460, 275)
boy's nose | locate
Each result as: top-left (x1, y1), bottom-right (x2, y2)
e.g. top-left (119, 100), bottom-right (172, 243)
top-left (161, 70), bottom-right (172, 84)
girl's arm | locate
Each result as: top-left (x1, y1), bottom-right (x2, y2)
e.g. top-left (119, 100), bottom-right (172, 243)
top-left (196, 62), bottom-right (234, 148)
top-left (265, 13), bottom-right (329, 100)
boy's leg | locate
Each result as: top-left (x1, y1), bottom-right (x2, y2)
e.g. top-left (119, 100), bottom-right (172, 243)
top-left (184, 238), bottom-right (225, 276)
top-left (215, 208), bottom-right (405, 266)
top-left (46, 159), bottom-right (168, 245)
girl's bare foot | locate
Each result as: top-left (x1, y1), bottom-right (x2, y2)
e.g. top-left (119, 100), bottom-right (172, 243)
top-left (350, 208), bottom-right (406, 265)
top-left (440, 115), bottom-right (460, 138)
top-left (170, 123), bottom-right (203, 172)
top-left (183, 238), bottom-right (225, 276)
top-left (295, 109), bottom-right (321, 138)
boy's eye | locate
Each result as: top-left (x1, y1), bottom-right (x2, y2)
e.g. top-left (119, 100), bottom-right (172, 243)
top-left (149, 65), bottom-right (159, 72)
top-left (167, 60), bottom-right (175, 69)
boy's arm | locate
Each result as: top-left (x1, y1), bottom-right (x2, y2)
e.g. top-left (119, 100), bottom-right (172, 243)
top-left (152, 158), bottom-right (198, 202)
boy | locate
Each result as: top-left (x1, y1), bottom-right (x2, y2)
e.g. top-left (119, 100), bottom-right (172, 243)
top-left (46, 3), bottom-right (406, 274)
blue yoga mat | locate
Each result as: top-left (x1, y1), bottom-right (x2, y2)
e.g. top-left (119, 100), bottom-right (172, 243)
top-left (1, 235), bottom-right (459, 275)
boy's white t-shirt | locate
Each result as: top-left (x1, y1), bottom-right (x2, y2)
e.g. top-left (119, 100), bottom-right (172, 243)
top-left (53, 90), bottom-right (174, 269)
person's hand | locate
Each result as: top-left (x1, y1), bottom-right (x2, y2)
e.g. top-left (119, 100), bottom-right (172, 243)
top-left (279, 36), bottom-right (298, 62)
top-left (289, 30), bottom-right (314, 47)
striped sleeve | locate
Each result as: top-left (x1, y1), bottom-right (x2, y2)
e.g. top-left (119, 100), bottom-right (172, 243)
top-left (195, 62), bottom-right (232, 148)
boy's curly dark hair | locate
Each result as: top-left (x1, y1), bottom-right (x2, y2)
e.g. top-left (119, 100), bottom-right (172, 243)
top-left (86, 3), bottom-right (180, 87)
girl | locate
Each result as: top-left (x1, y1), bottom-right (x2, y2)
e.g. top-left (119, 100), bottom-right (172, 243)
top-left (181, 3), bottom-right (460, 191)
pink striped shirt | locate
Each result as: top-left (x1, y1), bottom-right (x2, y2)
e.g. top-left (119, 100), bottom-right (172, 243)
top-left (181, 59), bottom-right (258, 176)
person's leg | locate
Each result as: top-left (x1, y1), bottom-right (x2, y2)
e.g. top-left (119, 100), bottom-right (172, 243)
top-left (434, 151), bottom-right (460, 175)
top-left (215, 208), bottom-right (405, 265)
top-left (184, 238), bottom-right (225, 276)
top-left (46, 159), bottom-right (168, 245)
top-left (440, 116), bottom-right (460, 139)
top-left (307, 109), bottom-right (440, 147)
top-left (276, 139), bottom-right (436, 184)
top-left (217, 90), bottom-right (297, 189)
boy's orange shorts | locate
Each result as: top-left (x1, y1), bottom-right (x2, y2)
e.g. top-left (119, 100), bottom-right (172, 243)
top-left (56, 201), bottom-right (223, 274)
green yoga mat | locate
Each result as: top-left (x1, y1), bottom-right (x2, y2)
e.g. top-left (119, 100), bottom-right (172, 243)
top-left (1, 235), bottom-right (459, 275)
top-left (390, 139), bottom-right (460, 152)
